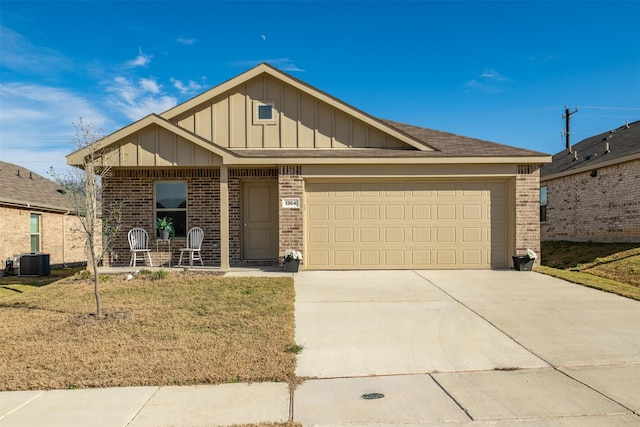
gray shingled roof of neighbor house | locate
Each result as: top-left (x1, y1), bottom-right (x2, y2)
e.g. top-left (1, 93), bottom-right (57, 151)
top-left (541, 120), bottom-right (640, 178)
top-left (0, 161), bottom-right (75, 213)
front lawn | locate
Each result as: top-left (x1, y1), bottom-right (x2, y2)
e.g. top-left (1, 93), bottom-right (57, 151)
top-left (0, 271), bottom-right (297, 391)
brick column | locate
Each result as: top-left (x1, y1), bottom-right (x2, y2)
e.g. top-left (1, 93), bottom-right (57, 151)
top-left (515, 164), bottom-right (542, 264)
top-left (278, 166), bottom-right (304, 264)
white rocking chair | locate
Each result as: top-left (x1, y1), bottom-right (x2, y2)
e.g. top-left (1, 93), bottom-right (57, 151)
top-left (128, 228), bottom-right (153, 267)
top-left (178, 227), bottom-right (204, 267)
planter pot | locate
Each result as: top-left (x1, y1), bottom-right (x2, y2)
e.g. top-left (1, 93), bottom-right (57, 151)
top-left (162, 229), bottom-right (170, 240)
top-left (284, 259), bottom-right (300, 272)
top-left (512, 256), bottom-right (534, 271)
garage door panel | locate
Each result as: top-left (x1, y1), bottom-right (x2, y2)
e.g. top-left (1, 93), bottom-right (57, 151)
top-left (309, 205), bottom-right (329, 220)
top-left (384, 228), bottom-right (405, 243)
top-left (306, 181), bottom-right (508, 269)
top-left (360, 228), bottom-right (380, 243)
top-left (412, 205), bottom-right (431, 219)
top-left (385, 250), bottom-right (405, 265)
top-left (361, 205), bottom-right (380, 220)
top-left (437, 205), bottom-right (456, 219)
top-left (334, 205), bottom-right (354, 220)
top-left (334, 228), bottom-right (354, 243)
top-left (334, 250), bottom-right (355, 265)
top-left (463, 250), bottom-right (482, 265)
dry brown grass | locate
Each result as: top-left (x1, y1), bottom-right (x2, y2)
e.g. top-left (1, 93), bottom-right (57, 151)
top-left (0, 266), bottom-right (84, 298)
top-left (539, 241), bottom-right (640, 301)
top-left (0, 271), bottom-right (297, 391)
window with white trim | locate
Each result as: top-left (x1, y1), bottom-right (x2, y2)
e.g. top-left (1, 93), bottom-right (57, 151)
top-left (30, 213), bottom-right (41, 252)
top-left (253, 100), bottom-right (277, 125)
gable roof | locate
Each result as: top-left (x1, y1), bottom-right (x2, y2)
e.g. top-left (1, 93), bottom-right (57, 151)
top-left (160, 62), bottom-right (434, 152)
top-left (0, 161), bottom-right (75, 213)
top-left (67, 63), bottom-right (550, 167)
top-left (541, 120), bottom-right (640, 180)
top-left (66, 113), bottom-right (233, 166)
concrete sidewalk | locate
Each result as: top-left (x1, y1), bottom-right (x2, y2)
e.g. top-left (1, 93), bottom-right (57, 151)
top-left (0, 383), bottom-right (290, 426)
top-left (2, 270), bottom-right (639, 426)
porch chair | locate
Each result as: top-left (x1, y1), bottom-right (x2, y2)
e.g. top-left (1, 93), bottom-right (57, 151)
top-left (178, 227), bottom-right (205, 267)
top-left (128, 228), bottom-right (153, 267)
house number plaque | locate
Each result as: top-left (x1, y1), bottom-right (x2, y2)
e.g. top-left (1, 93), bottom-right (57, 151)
top-left (281, 198), bottom-right (300, 209)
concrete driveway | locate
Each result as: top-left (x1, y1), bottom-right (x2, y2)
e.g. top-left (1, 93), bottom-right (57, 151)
top-left (294, 270), bottom-right (640, 426)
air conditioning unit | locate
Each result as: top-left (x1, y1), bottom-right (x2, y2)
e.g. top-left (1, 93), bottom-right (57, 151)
top-left (18, 253), bottom-right (51, 276)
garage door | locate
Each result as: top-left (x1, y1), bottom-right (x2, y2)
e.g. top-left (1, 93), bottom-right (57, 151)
top-left (306, 181), bottom-right (508, 269)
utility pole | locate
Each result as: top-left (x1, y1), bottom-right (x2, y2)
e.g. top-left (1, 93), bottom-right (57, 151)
top-left (563, 106), bottom-right (579, 149)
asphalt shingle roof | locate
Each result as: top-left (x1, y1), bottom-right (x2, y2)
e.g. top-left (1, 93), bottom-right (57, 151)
top-left (541, 120), bottom-right (640, 178)
top-left (231, 120), bottom-right (548, 159)
top-left (0, 161), bottom-right (75, 213)
top-left (383, 120), bottom-right (548, 157)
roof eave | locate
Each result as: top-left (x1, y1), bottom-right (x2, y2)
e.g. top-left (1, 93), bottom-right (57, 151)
top-left (223, 154), bottom-right (552, 166)
top-left (0, 197), bottom-right (75, 214)
top-left (541, 152), bottom-right (640, 182)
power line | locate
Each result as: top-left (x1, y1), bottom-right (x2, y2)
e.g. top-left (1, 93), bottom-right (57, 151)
top-left (578, 106), bottom-right (640, 111)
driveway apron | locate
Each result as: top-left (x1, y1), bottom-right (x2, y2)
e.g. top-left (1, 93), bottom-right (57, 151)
top-left (295, 270), bottom-right (547, 378)
top-left (293, 270), bottom-right (640, 426)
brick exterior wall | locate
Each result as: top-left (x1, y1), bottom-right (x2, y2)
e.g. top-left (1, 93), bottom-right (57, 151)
top-left (101, 164), bottom-right (543, 270)
top-left (102, 169), bottom-right (221, 267)
top-left (103, 168), bottom-right (285, 267)
top-left (278, 166), bottom-right (304, 266)
top-left (541, 158), bottom-right (640, 242)
top-left (0, 205), bottom-right (87, 275)
top-left (515, 165), bottom-right (542, 263)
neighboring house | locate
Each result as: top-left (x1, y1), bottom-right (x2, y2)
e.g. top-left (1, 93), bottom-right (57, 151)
top-left (68, 63), bottom-right (550, 270)
top-left (540, 120), bottom-right (640, 242)
top-left (0, 161), bottom-right (87, 275)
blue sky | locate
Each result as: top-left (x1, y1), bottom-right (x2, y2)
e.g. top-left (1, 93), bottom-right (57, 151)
top-left (1, 1), bottom-right (639, 177)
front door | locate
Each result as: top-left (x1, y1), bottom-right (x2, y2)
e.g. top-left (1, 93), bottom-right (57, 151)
top-left (242, 180), bottom-right (279, 260)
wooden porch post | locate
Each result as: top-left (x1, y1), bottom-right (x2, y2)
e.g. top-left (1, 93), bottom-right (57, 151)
top-left (220, 165), bottom-right (230, 270)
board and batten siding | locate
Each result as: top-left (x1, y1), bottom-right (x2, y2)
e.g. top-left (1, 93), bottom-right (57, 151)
top-left (103, 125), bottom-right (222, 168)
top-left (173, 75), bottom-right (408, 150)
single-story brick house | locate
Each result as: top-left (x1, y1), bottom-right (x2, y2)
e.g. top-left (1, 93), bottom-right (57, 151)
top-left (0, 161), bottom-right (88, 275)
top-left (68, 63), bottom-right (550, 270)
top-left (540, 120), bottom-right (640, 242)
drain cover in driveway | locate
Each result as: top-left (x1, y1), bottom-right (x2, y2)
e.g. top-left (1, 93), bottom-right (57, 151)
top-left (361, 392), bottom-right (385, 400)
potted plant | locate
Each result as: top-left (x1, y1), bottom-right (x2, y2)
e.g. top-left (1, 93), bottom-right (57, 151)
top-left (283, 249), bottom-right (302, 272)
top-left (156, 216), bottom-right (174, 240)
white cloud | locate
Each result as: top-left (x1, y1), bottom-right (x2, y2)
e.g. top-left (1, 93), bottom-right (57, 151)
top-left (481, 68), bottom-right (507, 81)
top-left (125, 47), bottom-right (153, 68)
top-left (106, 76), bottom-right (177, 121)
top-left (170, 77), bottom-right (204, 95)
top-left (0, 26), bottom-right (73, 76)
top-left (0, 83), bottom-right (112, 177)
top-left (177, 37), bottom-right (198, 45)
top-left (465, 68), bottom-right (509, 94)
top-left (139, 77), bottom-right (161, 94)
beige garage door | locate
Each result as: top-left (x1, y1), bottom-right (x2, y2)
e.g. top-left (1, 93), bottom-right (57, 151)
top-left (306, 181), bottom-right (508, 269)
